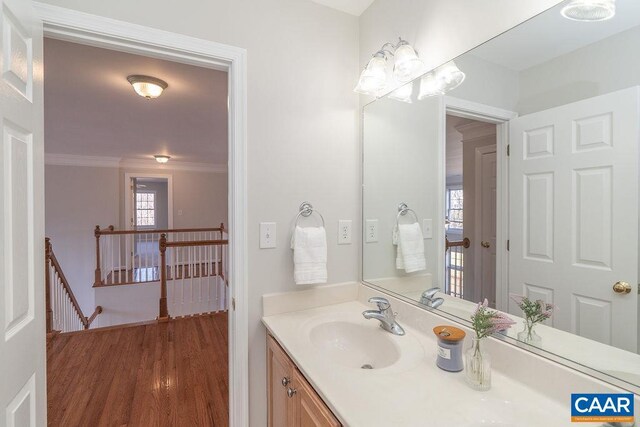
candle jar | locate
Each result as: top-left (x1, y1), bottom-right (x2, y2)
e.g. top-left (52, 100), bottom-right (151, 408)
top-left (433, 326), bottom-right (466, 372)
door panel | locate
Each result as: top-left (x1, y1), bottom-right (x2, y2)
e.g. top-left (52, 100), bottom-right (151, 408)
top-left (0, 0), bottom-right (44, 425)
top-left (509, 87), bottom-right (639, 352)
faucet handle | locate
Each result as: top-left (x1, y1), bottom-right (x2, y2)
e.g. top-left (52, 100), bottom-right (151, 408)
top-left (422, 287), bottom-right (440, 300)
top-left (368, 296), bottom-right (390, 311)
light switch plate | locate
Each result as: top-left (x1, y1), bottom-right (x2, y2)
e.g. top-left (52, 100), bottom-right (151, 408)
top-left (260, 222), bottom-right (276, 248)
top-left (338, 220), bottom-right (352, 245)
top-left (423, 219), bottom-right (433, 239)
top-left (365, 219), bottom-right (378, 243)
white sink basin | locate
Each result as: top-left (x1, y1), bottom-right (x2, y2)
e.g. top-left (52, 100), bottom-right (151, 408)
top-left (309, 321), bottom-right (400, 369)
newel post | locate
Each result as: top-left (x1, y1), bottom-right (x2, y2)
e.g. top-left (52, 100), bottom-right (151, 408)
top-left (94, 226), bottom-right (102, 286)
top-left (45, 238), bottom-right (53, 333)
top-left (158, 233), bottom-right (169, 321)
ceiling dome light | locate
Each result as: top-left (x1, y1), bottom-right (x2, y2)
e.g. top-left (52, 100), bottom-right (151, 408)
top-left (127, 75), bottom-right (168, 99)
top-left (418, 72), bottom-right (445, 100)
top-left (393, 42), bottom-right (425, 83)
top-left (561, 0), bottom-right (615, 22)
top-left (154, 155), bottom-right (171, 164)
top-left (435, 61), bottom-right (466, 92)
top-left (354, 53), bottom-right (388, 96)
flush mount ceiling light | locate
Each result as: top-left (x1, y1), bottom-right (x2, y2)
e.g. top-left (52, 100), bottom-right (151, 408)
top-left (154, 155), bottom-right (171, 164)
top-left (561, 0), bottom-right (615, 22)
top-left (354, 38), bottom-right (424, 97)
top-left (127, 75), bottom-right (168, 99)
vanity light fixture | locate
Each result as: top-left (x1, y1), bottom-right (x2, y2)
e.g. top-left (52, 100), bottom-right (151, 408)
top-left (418, 61), bottom-right (466, 100)
top-left (561, 0), bottom-right (615, 22)
top-left (354, 38), bottom-right (425, 97)
top-left (418, 72), bottom-right (444, 99)
top-left (127, 75), bottom-right (168, 99)
top-left (388, 82), bottom-right (414, 103)
top-left (154, 155), bottom-right (171, 164)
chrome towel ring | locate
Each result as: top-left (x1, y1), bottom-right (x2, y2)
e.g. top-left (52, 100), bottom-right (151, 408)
top-left (396, 202), bottom-right (419, 227)
top-left (294, 202), bottom-right (325, 228)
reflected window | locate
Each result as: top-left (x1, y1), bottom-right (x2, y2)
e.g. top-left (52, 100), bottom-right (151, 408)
top-left (446, 187), bottom-right (463, 230)
top-left (136, 192), bottom-right (156, 227)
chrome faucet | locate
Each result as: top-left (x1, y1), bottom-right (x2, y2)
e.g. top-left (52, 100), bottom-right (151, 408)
top-left (420, 287), bottom-right (444, 308)
top-left (362, 297), bottom-right (405, 336)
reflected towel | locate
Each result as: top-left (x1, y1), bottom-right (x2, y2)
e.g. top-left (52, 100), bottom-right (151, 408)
top-left (291, 226), bottom-right (327, 285)
top-left (396, 223), bottom-right (426, 273)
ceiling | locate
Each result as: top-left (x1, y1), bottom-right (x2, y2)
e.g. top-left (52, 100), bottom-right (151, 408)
top-left (44, 38), bottom-right (228, 165)
top-left (310, 0), bottom-right (374, 16)
top-left (471, 0), bottom-right (640, 71)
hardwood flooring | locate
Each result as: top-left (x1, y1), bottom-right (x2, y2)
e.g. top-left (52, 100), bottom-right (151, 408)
top-left (47, 313), bottom-right (229, 426)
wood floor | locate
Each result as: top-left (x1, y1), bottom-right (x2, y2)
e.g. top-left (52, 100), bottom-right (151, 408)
top-left (47, 313), bottom-right (229, 426)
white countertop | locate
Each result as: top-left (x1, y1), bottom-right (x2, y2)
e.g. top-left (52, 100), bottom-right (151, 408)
top-left (263, 300), bottom-right (570, 427)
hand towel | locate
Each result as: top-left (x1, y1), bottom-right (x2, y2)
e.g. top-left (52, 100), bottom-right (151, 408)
top-left (396, 222), bottom-right (426, 273)
top-left (291, 226), bottom-right (327, 285)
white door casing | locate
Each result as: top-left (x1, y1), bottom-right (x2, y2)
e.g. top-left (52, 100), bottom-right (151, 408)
top-left (475, 145), bottom-right (497, 307)
top-left (508, 87), bottom-right (639, 352)
top-left (0, 0), bottom-right (45, 425)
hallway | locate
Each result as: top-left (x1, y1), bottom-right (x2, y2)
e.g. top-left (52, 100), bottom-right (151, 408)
top-left (47, 313), bottom-right (228, 426)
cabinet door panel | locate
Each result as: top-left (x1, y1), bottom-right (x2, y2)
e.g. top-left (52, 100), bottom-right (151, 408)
top-left (294, 369), bottom-right (340, 427)
top-left (267, 335), bottom-right (295, 427)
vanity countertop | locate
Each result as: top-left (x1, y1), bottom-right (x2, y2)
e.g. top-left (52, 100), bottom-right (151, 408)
top-left (263, 300), bottom-right (570, 427)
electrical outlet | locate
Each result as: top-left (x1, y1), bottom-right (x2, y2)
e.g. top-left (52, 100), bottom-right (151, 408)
top-left (423, 219), bottom-right (433, 239)
top-left (365, 219), bottom-right (378, 243)
top-left (260, 222), bottom-right (276, 248)
top-left (338, 220), bottom-right (352, 245)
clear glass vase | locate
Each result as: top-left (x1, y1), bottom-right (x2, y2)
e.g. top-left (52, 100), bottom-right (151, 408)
top-left (464, 337), bottom-right (491, 391)
top-left (517, 319), bottom-right (542, 345)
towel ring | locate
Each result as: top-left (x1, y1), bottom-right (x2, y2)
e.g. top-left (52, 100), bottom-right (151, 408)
top-left (294, 202), bottom-right (325, 228)
top-left (396, 202), bottom-right (419, 227)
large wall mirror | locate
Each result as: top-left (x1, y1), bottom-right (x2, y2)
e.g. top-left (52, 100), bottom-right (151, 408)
top-left (362, 0), bottom-right (640, 392)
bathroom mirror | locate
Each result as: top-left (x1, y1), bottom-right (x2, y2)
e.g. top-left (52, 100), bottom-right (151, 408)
top-left (362, 0), bottom-right (640, 391)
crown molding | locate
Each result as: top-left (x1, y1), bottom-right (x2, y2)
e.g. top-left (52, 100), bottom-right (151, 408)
top-left (45, 153), bottom-right (227, 173)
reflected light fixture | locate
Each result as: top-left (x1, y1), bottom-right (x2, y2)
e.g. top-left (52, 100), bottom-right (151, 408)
top-left (418, 72), bottom-right (445, 100)
top-left (127, 75), bottom-right (168, 99)
top-left (154, 155), bottom-right (171, 164)
top-left (354, 38), bottom-right (424, 97)
top-left (561, 0), bottom-right (615, 22)
top-left (436, 61), bottom-right (466, 92)
top-left (388, 82), bottom-right (414, 103)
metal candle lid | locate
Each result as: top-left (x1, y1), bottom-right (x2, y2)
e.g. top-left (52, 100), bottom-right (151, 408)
top-left (433, 325), bottom-right (466, 342)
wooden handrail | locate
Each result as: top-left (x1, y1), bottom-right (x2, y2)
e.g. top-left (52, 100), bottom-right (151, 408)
top-left (47, 238), bottom-right (102, 331)
top-left (158, 233), bottom-right (228, 320)
top-left (96, 226), bottom-right (224, 236)
top-left (446, 237), bottom-right (470, 251)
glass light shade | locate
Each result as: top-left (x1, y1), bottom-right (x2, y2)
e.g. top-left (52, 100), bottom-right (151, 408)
top-left (354, 55), bottom-right (388, 96)
top-left (127, 75), bottom-right (168, 99)
top-left (154, 155), bottom-right (171, 163)
top-left (388, 82), bottom-right (414, 103)
top-left (393, 44), bottom-right (425, 83)
top-left (435, 61), bottom-right (466, 92)
top-left (561, 0), bottom-right (615, 22)
top-left (418, 72), bottom-right (445, 100)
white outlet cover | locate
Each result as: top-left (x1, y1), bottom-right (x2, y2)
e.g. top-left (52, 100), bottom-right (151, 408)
top-left (365, 219), bottom-right (378, 243)
top-left (260, 222), bottom-right (276, 248)
top-left (338, 220), bottom-right (352, 245)
top-left (423, 219), bottom-right (433, 239)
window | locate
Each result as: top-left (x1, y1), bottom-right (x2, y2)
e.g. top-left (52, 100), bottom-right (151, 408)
top-left (446, 187), bottom-right (463, 230)
top-left (135, 192), bottom-right (156, 227)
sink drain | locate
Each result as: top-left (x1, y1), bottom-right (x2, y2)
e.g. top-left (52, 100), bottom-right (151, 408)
top-left (361, 364), bottom-right (374, 370)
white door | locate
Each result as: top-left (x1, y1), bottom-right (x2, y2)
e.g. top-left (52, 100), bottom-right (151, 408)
top-left (508, 87), bottom-right (639, 352)
top-left (475, 145), bottom-right (497, 307)
top-left (0, 0), bottom-right (45, 425)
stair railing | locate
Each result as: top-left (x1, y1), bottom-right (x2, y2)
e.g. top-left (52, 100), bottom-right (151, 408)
top-left (45, 238), bottom-right (102, 333)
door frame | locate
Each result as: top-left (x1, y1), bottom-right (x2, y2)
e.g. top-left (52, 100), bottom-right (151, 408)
top-left (124, 173), bottom-right (174, 231)
top-left (441, 96), bottom-right (516, 311)
top-left (34, 4), bottom-right (249, 426)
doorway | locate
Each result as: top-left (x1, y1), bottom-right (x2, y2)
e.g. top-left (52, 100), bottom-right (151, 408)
top-left (444, 115), bottom-right (498, 306)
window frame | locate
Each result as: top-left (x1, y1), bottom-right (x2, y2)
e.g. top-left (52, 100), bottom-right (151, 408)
top-left (135, 190), bottom-right (157, 229)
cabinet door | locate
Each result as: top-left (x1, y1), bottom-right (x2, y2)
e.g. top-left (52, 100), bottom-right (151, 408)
top-left (267, 335), bottom-right (295, 427)
top-left (293, 369), bottom-right (341, 427)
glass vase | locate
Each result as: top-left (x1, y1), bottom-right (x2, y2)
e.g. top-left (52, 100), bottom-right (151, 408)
top-left (464, 337), bottom-right (491, 391)
top-left (517, 319), bottom-right (542, 345)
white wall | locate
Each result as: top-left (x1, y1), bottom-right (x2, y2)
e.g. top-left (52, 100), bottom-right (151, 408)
top-left (41, 0), bottom-right (566, 423)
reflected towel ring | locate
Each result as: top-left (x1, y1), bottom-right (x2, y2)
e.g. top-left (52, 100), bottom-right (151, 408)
top-left (396, 202), bottom-right (419, 227)
top-left (294, 202), bottom-right (325, 228)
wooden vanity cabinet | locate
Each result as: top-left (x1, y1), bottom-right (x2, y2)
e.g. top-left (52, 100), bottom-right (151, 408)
top-left (267, 335), bottom-right (341, 427)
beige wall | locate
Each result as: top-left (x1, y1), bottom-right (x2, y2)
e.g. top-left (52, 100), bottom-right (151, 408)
top-left (45, 164), bottom-right (227, 314)
top-left (41, 0), bottom-right (565, 423)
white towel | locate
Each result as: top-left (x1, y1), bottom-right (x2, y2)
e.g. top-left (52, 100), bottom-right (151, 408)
top-left (291, 226), bottom-right (327, 285)
top-left (395, 223), bottom-right (426, 273)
